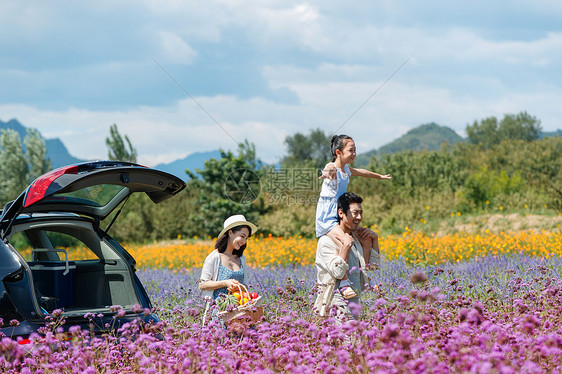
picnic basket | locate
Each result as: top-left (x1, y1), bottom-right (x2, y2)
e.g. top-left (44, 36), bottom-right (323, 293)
top-left (218, 284), bottom-right (263, 327)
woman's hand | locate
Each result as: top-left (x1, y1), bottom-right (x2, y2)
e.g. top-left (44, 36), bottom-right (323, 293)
top-left (224, 279), bottom-right (241, 292)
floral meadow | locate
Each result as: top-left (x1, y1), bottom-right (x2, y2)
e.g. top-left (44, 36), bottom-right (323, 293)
top-left (3, 230), bottom-right (562, 373)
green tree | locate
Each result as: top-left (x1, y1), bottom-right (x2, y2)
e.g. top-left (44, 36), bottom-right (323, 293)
top-left (466, 116), bottom-right (500, 149)
top-left (498, 111), bottom-right (541, 142)
top-left (185, 140), bottom-right (267, 237)
top-left (105, 124), bottom-right (137, 162)
top-left (466, 111), bottom-right (541, 149)
top-left (0, 129), bottom-right (52, 204)
top-left (24, 128), bottom-right (52, 181)
top-left (282, 128), bottom-right (331, 169)
top-left (0, 129), bottom-right (28, 203)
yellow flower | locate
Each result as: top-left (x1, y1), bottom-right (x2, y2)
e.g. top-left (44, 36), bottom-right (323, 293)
top-left (94, 227), bottom-right (562, 269)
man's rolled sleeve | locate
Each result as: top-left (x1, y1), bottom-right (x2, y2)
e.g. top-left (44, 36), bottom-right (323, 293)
top-left (317, 236), bottom-right (349, 280)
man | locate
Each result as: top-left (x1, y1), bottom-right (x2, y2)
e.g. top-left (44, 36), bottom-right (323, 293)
top-left (313, 192), bottom-right (381, 322)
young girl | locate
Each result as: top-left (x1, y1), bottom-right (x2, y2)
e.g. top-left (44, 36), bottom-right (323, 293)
top-left (316, 134), bottom-right (391, 299)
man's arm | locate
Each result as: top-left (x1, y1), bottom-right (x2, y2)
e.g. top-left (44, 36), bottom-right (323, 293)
top-left (317, 236), bottom-right (350, 280)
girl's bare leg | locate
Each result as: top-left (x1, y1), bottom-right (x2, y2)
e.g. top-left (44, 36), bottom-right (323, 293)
top-left (366, 232), bottom-right (380, 270)
top-left (371, 233), bottom-right (380, 255)
top-left (363, 231), bottom-right (379, 262)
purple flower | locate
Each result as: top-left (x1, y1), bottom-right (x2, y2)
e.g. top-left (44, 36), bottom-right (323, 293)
top-left (51, 309), bottom-right (63, 318)
top-left (348, 302), bottom-right (362, 316)
top-left (69, 325), bottom-right (81, 334)
top-left (374, 298), bottom-right (388, 307)
top-left (409, 271), bottom-right (428, 284)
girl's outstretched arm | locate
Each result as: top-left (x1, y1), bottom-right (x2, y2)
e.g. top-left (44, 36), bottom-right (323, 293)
top-left (318, 163), bottom-right (337, 180)
top-left (349, 166), bottom-right (391, 179)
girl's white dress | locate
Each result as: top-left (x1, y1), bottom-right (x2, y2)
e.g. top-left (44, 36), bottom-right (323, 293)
top-left (315, 163), bottom-right (351, 237)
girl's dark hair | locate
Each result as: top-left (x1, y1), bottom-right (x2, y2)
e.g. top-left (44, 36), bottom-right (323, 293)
top-left (214, 225), bottom-right (252, 257)
top-left (330, 134), bottom-right (353, 162)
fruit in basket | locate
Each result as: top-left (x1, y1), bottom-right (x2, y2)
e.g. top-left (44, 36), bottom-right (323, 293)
top-left (242, 297), bottom-right (249, 305)
top-left (250, 292), bottom-right (259, 299)
top-left (217, 294), bottom-right (240, 312)
top-left (232, 292), bottom-right (241, 300)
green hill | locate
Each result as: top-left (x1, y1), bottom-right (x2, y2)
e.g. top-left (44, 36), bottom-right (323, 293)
top-left (355, 123), bottom-right (464, 166)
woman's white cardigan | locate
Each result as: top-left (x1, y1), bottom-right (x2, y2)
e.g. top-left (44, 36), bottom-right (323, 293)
top-left (199, 249), bottom-right (247, 323)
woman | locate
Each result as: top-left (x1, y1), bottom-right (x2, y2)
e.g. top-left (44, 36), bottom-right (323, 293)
top-left (199, 214), bottom-right (258, 325)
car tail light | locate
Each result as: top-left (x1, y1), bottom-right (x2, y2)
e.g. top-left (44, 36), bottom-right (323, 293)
top-left (24, 165), bottom-right (79, 207)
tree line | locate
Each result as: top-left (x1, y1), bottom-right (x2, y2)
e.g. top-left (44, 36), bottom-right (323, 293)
top-left (111, 110), bottom-right (558, 241)
top-left (2, 111), bottom-right (558, 242)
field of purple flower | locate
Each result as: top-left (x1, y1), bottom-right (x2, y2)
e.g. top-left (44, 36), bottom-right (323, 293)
top-left (2, 255), bottom-right (562, 373)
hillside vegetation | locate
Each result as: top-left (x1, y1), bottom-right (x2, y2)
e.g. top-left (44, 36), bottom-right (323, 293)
top-left (102, 112), bottom-right (562, 242)
top-left (355, 122), bottom-right (464, 166)
top-left (258, 136), bottom-right (562, 238)
top-left (4, 112), bottom-right (559, 242)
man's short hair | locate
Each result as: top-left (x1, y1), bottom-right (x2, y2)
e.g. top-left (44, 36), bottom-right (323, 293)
top-left (337, 192), bottom-right (363, 221)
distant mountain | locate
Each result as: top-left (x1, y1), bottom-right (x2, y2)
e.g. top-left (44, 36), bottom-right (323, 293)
top-left (540, 129), bottom-right (562, 138)
top-left (1, 118), bottom-right (222, 177)
top-left (154, 150), bottom-right (221, 180)
top-left (355, 123), bottom-right (464, 166)
top-left (0, 118), bottom-right (27, 138)
top-left (44, 138), bottom-right (85, 167)
top-left (0, 118), bottom-right (84, 168)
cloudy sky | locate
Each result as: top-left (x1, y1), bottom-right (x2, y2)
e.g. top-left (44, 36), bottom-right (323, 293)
top-left (1, 1), bottom-right (561, 166)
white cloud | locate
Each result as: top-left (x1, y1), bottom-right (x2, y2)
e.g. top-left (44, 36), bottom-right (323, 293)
top-left (2, 0), bottom-right (562, 169)
top-left (157, 31), bottom-right (198, 65)
top-left (4, 73), bottom-right (562, 168)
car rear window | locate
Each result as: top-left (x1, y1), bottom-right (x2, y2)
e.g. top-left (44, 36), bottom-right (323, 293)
top-left (55, 184), bottom-right (126, 207)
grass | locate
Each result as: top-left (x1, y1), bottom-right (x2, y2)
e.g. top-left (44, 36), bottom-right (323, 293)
top-left (395, 209), bottom-right (562, 237)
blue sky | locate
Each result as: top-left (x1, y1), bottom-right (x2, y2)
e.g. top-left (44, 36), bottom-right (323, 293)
top-left (1, 1), bottom-right (561, 166)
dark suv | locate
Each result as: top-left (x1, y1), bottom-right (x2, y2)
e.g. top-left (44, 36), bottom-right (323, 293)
top-left (0, 161), bottom-right (185, 340)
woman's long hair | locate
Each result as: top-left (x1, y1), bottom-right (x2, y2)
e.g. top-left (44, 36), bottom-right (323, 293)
top-left (214, 225), bottom-right (251, 257)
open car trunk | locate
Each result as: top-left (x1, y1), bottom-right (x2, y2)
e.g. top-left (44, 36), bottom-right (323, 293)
top-left (5, 217), bottom-right (148, 320)
top-left (0, 162), bottom-right (186, 334)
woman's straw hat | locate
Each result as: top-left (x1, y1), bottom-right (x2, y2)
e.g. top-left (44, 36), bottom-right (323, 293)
top-left (217, 214), bottom-right (258, 239)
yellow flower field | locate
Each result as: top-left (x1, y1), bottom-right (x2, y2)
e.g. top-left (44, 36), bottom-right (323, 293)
top-left (21, 230), bottom-right (562, 269)
top-left (123, 230), bottom-right (562, 269)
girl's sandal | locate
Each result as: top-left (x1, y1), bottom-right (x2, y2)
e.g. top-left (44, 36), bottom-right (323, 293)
top-left (339, 285), bottom-right (357, 299)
